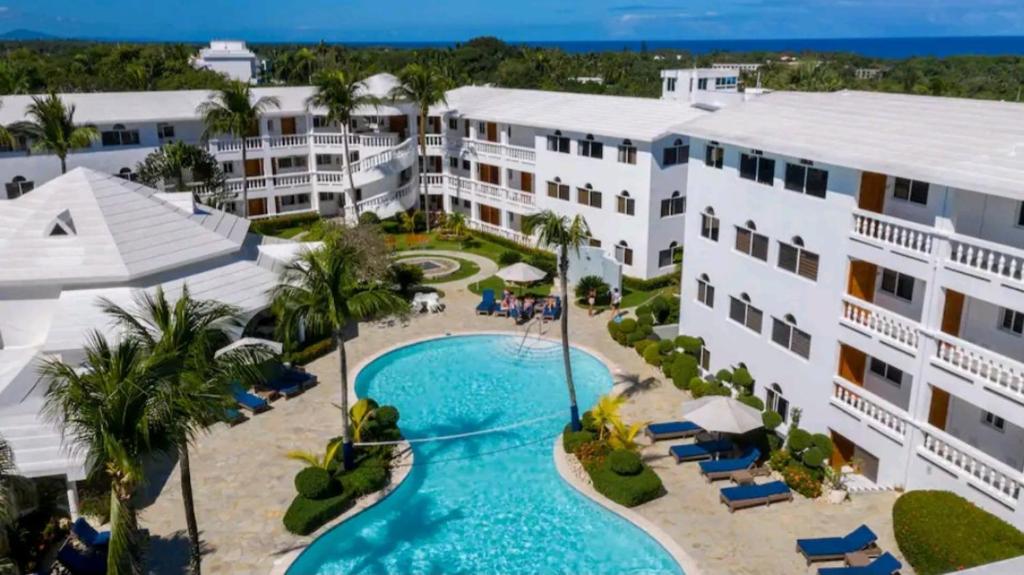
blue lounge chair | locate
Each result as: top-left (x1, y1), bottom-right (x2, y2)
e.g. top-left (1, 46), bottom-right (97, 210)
top-left (71, 517), bottom-right (110, 547)
top-left (818, 552), bottom-right (901, 575)
top-left (797, 524), bottom-right (879, 564)
top-left (232, 384), bottom-right (270, 413)
top-left (57, 541), bottom-right (107, 575)
top-left (543, 296), bottom-right (562, 321)
top-left (476, 289), bottom-right (497, 315)
top-left (699, 447), bottom-right (761, 481)
top-left (266, 378), bottom-right (304, 398)
top-left (719, 480), bottom-right (793, 512)
top-left (669, 439), bottom-right (734, 463)
top-left (645, 421), bottom-right (704, 441)
top-left (279, 367), bottom-right (317, 388)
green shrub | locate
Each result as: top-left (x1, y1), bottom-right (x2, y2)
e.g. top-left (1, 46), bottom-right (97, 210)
top-left (622, 273), bottom-right (676, 292)
top-left (637, 314), bottom-right (654, 328)
top-left (588, 459), bottom-right (664, 507)
top-left (811, 433), bottom-right (834, 456)
top-left (634, 339), bottom-right (653, 354)
top-left (389, 263), bottom-right (424, 294)
top-left (674, 335), bottom-right (702, 356)
top-left (283, 492), bottom-right (352, 535)
top-left (716, 368), bottom-right (734, 382)
top-left (581, 410), bottom-right (600, 433)
top-left (250, 212), bottom-right (321, 236)
top-left (737, 394), bottom-right (765, 411)
top-left (732, 367), bottom-right (755, 394)
top-left (893, 491), bottom-right (1024, 575)
top-left (686, 376), bottom-right (703, 392)
top-left (787, 428), bottom-right (812, 452)
top-left (635, 304), bottom-right (651, 317)
top-left (657, 339), bottom-right (675, 354)
top-left (661, 353), bottom-right (679, 376)
top-left (618, 319), bottom-right (638, 334)
top-left (295, 467), bottom-right (340, 500)
top-left (802, 447), bottom-right (826, 468)
top-left (563, 429), bottom-right (595, 453)
top-left (285, 338), bottom-right (334, 365)
top-left (358, 212), bottom-right (381, 225)
top-left (498, 250), bottom-right (523, 266)
top-left (375, 405), bottom-right (400, 429)
top-left (576, 275), bottom-right (611, 305)
top-left (340, 458), bottom-right (390, 497)
top-left (607, 321), bottom-right (620, 339)
top-left (768, 449), bottom-right (793, 471)
top-left (670, 355), bottom-right (699, 390)
top-left (527, 254), bottom-right (557, 277)
top-left (608, 449), bottom-right (643, 476)
top-left (642, 344), bottom-right (663, 366)
top-left (650, 295), bottom-right (671, 323)
top-left (762, 410), bottom-right (783, 431)
top-left (625, 331), bottom-right (646, 345)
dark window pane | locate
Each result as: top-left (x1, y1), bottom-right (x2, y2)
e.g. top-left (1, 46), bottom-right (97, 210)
top-left (664, 147), bottom-right (677, 166)
top-left (740, 154), bottom-right (757, 180)
top-left (778, 243), bottom-right (798, 273)
top-left (785, 163), bottom-right (805, 192)
top-left (894, 177), bottom-right (911, 200)
top-left (806, 168), bottom-right (828, 197)
top-left (592, 142), bottom-right (603, 159)
top-left (660, 199), bottom-right (670, 218)
top-left (910, 180), bottom-right (929, 204)
top-left (747, 307), bottom-right (763, 333)
top-left (757, 158), bottom-right (775, 185)
top-left (752, 234), bottom-right (769, 261)
top-left (735, 228), bottom-right (751, 253)
top-left (881, 269), bottom-right (898, 294)
top-left (706, 285), bottom-right (715, 307)
top-left (897, 275), bottom-right (915, 300)
top-left (798, 251), bottom-right (819, 280)
top-left (772, 318), bottom-right (789, 347)
top-left (730, 298), bottom-right (745, 324)
top-left (791, 328), bottom-right (812, 358)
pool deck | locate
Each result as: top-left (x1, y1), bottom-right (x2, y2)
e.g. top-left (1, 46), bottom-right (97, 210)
top-left (138, 256), bottom-right (909, 575)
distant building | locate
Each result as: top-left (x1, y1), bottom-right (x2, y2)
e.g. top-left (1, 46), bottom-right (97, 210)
top-left (191, 40), bottom-right (261, 83)
top-left (660, 68), bottom-right (765, 110)
top-left (856, 68), bottom-right (885, 80)
top-left (711, 63), bottom-right (762, 73)
top-left (571, 76), bottom-right (604, 85)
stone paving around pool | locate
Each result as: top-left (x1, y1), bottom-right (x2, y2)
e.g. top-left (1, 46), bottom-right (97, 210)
top-left (138, 252), bottom-right (910, 575)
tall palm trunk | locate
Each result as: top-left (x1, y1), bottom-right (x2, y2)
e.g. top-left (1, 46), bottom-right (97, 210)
top-left (240, 142), bottom-right (249, 219)
top-left (179, 444), bottom-right (202, 575)
top-left (341, 121), bottom-right (357, 222)
top-left (108, 482), bottom-right (140, 575)
top-left (59, 154), bottom-right (67, 174)
top-left (559, 254), bottom-right (581, 431)
top-left (419, 108), bottom-right (430, 233)
top-left (336, 329), bottom-right (355, 470)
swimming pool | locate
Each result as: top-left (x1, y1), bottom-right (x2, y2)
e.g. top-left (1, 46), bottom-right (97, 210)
top-left (287, 334), bottom-right (683, 575)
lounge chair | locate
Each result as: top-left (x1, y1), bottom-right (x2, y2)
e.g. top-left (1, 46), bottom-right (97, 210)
top-left (476, 289), bottom-right (497, 315)
top-left (542, 297), bottom-right (562, 321)
top-left (232, 384), bottom-right (270, 413)
top-left (224, 408), bottom-right (247, 426)
top-left (669, 439), bottom-right (735, 463)
top-left (279, 367), bottom-right (317, 389)
top-left (71, 517), bottom-right (110, 547)
top-left (797, 524), bottom-right (879, 565)
top-left (57, 541), bottom-right (106, 575)
top-left (699, 447), bottom-right (761, 481)
top-left (719, 480), bottom-right (793, 512)
top-left (265, 379), bottom-right (304, 399)
top-left (645, 421), bottom-right (704, 441)
top-left (817, 552), bottom-right (902, 575)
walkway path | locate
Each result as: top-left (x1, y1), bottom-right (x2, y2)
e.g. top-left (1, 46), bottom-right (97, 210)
top-left (395, 249), bottom-right (496, 289)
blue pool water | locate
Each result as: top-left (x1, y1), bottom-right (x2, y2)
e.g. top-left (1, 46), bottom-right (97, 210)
top-left (287, 334), bottom-right (682, 575)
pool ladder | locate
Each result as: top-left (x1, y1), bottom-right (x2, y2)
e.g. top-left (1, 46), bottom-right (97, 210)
top-left (517, 316), bottom-right (547, 354)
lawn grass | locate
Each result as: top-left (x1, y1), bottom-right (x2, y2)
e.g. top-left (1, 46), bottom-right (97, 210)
top-left (571, 284), bottom-right (679, 311)
top-left (415, 257), bottom-right (481, 284)
top-left (387, 232), bottom-right (519, 262)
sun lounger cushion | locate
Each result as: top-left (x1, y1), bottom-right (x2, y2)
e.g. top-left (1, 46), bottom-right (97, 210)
top-left (720, 480), bottom-right (792, 503)
top-left (699, 447), bottom-right (761, 474)
top-left (797, 524), bottom-right (877, 560)
top-left (646, 421), bottom-right (703, 439)
top-left (71, 517), bottom-right (110, 547)
top-left (476, 289), bottom-right (497, 314)
top-left (817, 552), bottom-right (901, 575)
top-left (57, 542), bottom-right (107, 575)
top-left (669, 439), bottom-right (734, 461)
top-left (232, 385), bottom-right (269, 412)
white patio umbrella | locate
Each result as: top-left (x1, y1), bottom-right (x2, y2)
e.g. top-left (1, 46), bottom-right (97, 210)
top-left (680, 396), bottom-right (763, 435)
top-left (214, 337), bottom-right (283, 359)
top-left (495, 262), bottom-right (547, 294)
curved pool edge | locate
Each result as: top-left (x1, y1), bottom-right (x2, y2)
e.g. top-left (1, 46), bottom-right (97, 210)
top-left (552, 438), bottom-right (702, 575)
top-left (269, 441), bottom-right (415, 575)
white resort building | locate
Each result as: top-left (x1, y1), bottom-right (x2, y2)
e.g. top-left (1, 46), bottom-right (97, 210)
top-left (191, 40), bottom-right (263, 84)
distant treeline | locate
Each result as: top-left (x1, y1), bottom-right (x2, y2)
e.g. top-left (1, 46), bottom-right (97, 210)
top-left (1, 36), bottom-right (1022, 101)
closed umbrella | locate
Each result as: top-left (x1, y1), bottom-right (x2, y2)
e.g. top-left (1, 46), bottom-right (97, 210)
top-left (680, 396), bottom-right (763, 435)
top-left (214, 337), bottom-right (283, 359)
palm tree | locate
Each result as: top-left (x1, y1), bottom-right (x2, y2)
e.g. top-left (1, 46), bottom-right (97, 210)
top-left (0, 433), bottom-right (19, 562)
top-left (523, 211), bottom-right (591, 432)
top-left (13, 92), bottom-right (98, 174)
top-left (0, 101), bottom-right (15, 151)
top-left (307, 68), bottom-right (379, 221)
top-left (270, 241), bottom-right (406, 470)
top-left (41, 333), bottom-right (175, 575)
top-left (389, 63), bottom-right (449, 233)
top-left (196, 82), bottom-right (280, 218)
top-left (99, 286), bottom-right (270, 575)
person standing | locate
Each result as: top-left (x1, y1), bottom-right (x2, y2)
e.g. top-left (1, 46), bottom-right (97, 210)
top-left (610, 287), bottom-right (622, 318)
top-left (587, 288), bottom-right (597, 317)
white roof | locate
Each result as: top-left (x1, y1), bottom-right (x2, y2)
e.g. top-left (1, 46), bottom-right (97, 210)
top-left (0, 168), bottom-right (250, 286)
top-left (441, 86), bottom-right (710, 141)
top-left (680, 90), bottom-right (1024, 201)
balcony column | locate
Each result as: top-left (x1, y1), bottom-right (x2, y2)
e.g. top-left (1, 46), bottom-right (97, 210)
top-left (66, 477), bottom-right (80, 519)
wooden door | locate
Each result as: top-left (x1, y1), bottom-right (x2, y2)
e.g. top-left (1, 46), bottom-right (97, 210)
top-left (521, 172), bottom-right (534, 193)
top-left (928, 387), bottom-right (951, 430)
top-left (830, 431), bottom-right (855, 470)
top-left (838, 345), bottom-right (866, 386)
top-left (244, 159), bottom-right (263, 177)
top-left (941, 290), bottom-right (965, 337)
top-left (485, 122), bottom-right (498, 142)
top-left (247, 198), bottom-right (267, 217)
top-left (281, 117), bottom-right (297, 135)
top-left (858, 172), bottom-right (887, 213)
top-left (389, 116), bottom-right (408, 139)
top-left (478, 163), bottom-right (500, 185)
top-left (478, 203), bottom-right (500, 225)
top-left (847, 260), bottom-right (877, 302)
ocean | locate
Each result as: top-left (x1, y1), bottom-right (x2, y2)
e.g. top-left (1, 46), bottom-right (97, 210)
top-left (339, 36), bottom-right (1024, 59)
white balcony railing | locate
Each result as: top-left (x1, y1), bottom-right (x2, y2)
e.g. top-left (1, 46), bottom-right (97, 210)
top-left (932, 332), bottom-right (1024, 401)
top-left (468, 220), bottom-right (531, 245)
top-left (947, 233), bottom-right (1024, 287)
top-left (840, 296), bottom-right (921, 351)
top-left (851, 209), bottom-right (938, 255)
top-left (505, 144), bottom-right (536, 163)
top-left (425, 134), bottom-right (444, 148)
top-left (268, 135), bottom-right (308, 149)
top-left (463, 139), bottom-right (536, 164)
top-left (212, 132), bottom-right (398, 154)
top-left (831, 377), bottom-right (909, 439)
top-left (919, 424), bottom-right (1023, 507)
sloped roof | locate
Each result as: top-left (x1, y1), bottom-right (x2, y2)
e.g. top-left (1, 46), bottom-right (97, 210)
top-left (0, 168), bottom-right (249, 286)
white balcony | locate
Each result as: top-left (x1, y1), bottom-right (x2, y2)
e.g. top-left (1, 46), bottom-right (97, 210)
top-left (840, 296), bottom-right (921, 352)
top-left (918, 423), bottom-right (1024, 508)
top-left (946, 233), bottom-right (1024, 288)
top-left (468, 220), bottom-right (531, 245)
top-left (462, 139), bottom-right (536, 165)
top-left (851, 209), bottom-right (938, 257)
top-left (446, 176), bottom-right (537, 211)
top-left (425, 134), bottom-right (444, 149)
top-left (210, 132), bottom-right (399, 158)
top-left (932, 331), bottom-right (1024, 403)
top-left (831, 376), bottom-right (909, 441)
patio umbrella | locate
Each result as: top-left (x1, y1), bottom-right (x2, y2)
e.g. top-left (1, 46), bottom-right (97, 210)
top-left (214, 337), bottom-right (283, 359)
top-left (495, 262), bottom-right (547, 294)
top-left (680, 396), bottom-right (763, 435)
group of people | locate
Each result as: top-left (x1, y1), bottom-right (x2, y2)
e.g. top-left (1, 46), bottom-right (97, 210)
top-left (499, 289), bottom-right (558, 323)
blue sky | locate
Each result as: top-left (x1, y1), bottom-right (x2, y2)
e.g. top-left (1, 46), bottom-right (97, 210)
top-left (2, 1), bottom-right (1023, 41)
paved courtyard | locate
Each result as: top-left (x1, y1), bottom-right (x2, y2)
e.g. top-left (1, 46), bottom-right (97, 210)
top-left (139, 250), bottom-right (908, 574)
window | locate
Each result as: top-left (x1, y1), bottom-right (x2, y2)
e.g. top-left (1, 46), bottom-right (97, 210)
top-left (615, 241), bottom-right (633, 266)
top-left (157, 123), bottom-right (175, 139)
top-left (663, 138), bottom-right (689, 166)
top-left (462, 159), bottom-right (471, 170)
top-left (578, 135), bottom-right (603, 159)
top-left (765, 384), bottom-right (789, 422)
top-left (665, 77), bottom-right (677, 92)
top-left (277, 156), bottom-right (307, 169)
top-left (448, 117), bottom-right (458, 130)
top-left (6, 175), bottom-right (34, 199)
top-left (1001, 308), bottom-right (1024, 335)
top-left (777, 237), bottom-right (819, 280)
top-left (697, 274), bottom-right (714, 308)
top-left (223, 162), bottom-right (234, 174)
top-left (704, 145), bottom-right (724, 169)
top-left (982, 411), bottom-right (1006, 431)
top-left (784, 162), bottom-right (828, 198)
top-left (729, 294), bottom-right (764, 333)
top-left (577, 185), bottom-right (602, 208)
top-left (449, 156), bottom-right (459, 168)
top-left (660, 192), bottom-right (685, 218)
top-left (772, 315), bottom-right (811, 358)
top-left (735, 222), bottom-right (769, 261)
top-left (700, 346), bottom-right (711, 370)
top-left (869, 358), bottom-right (903, 387)
top-left (101, 124), bottom-right (140, 147)
top-left (546, 179), bottom-right (570, 201)
top-left (618, 139), bottom-right (637, 164)
top-left (701, 208), bottom-right (719, 241)
top-left (588, 238), bottom-right (602, 248)
top-left (616, 191), bottom-right (635, 216)
top-left (312, 115), bottom-right (329, 128)
top-left (658, 242), bottom-right (682, 267)
top-left (740, 153), bottom-right (774, 185)
top-left (880, 269), bottom-right (915, 301)
top-left (546, 131), bottom-right (569, 153)
top-left (1018, 202), bottom-right (1024, 227)
top-left (698, 78), bottom-right (709, 90)
top-left (894, 177), bottom-right (929, 205)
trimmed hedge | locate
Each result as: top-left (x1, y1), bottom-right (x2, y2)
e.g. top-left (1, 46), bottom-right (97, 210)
top-left (563, 430), bottom-right (595, 453)
top-left (623, 273), bottom-right (677, 292)
top-left (674, 335), bottom-right (702, 356)
top-left (608, 449), bottom-right (643, 476)
top-left (737, 394), bottom-right (765, 411)
top-left (295, 467), bottom-right (340, 500)
top-left (340, 458), bottom-right (390, 497)
top-left (894, 491), bottom-right (1024, 574)
top-left (286, 337), bottom-right (334, 365)
top-left (250, 212), bottom-right (320, 236)
top-left (283, 492), bottom-right (352, 536)
top-left (498, 250), bottom-right (523, 266)
top-left (642, 344), bottom-right (663, 366)
top-left (588, 458), bottom-right (664, 507)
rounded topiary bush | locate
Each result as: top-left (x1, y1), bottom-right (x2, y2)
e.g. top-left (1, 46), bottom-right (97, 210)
top-left (635, 304), bottom-right (651, 317)
top-left (642, 344), bottom-right (662, 366)
top-left (498, 250), bottom-right (523, 266)
top-left (608, 449), bottom-right (643, 476)
top-left (737, 394), bottom-right (765, 411)
top-left (295, 467), bottom-right (339, 500)
top-left (657, 339), bottom-right (675, 354)
top-left (787, 428), bottom-right (812, 452)
top-left (581, 410), bottom-right (600, 433)
top-left (563, 429), bottom-right (595, 453)
top-left (670, 354), bottom-right (699, 390)
top-left (358, 211), bottom-right (381, 225)
top-left (634, 339), bottom-right (653, 354)
top-left (811, 433), bottom-right (834, 456)
top-left (762, 410), bottom-right (783, 431)
top-left (716, 368), bottom-right (734, 382)
top-left (625, 332), bottom-right (646, 345)
top-left (675, 335), bottom-right (702, 357)
top-left (733, 367), bottom-right (755, 393)
top-left (637, 315), bottom-right (654, 328)
top-left (802, 446), bottom-right (826, 468)
top-left (618, 319), bottom-right (638, 334)
top-left (894, 490), bottom-right (1024, 575)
